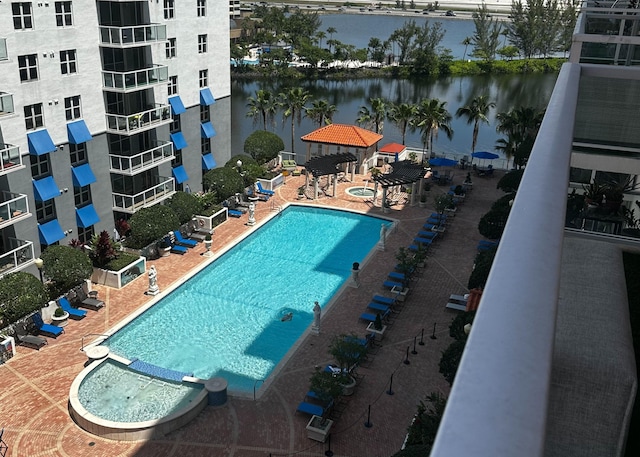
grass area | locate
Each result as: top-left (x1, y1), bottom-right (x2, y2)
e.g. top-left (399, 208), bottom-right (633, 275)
top-left (623, 251), bottom-right (640, 456)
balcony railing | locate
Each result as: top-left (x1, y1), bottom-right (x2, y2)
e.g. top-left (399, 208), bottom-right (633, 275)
top-left (102, 65), bottom-right (169, 93)
top-left (99, 24), bottom-right (167, 48)
top-left (105, 104), bottom-right (171, 136)
top-left (431, 63), bottom-right (581, 457)
top-left (0, 238), bottom-right (35, 279)
top-left (0, 38), bottom-right (7, 61)
top-left (0, 191), bottom-right (30, 229)
top-left (110, 141), bottom-right (174, 175)
top-left (0, 92), bottom-right (14, 116)
top-left (0, 143), bottom-right (24, 175)
top-left (112, 176), bottom-right (175, 213)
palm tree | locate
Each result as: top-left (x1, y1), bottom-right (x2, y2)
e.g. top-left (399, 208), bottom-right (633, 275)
top-left (279, 87), bottom-right (311, 153)
top-left (246, 89), bottom-right (278, 131)
top-left (455, 94), bottom-right (496, 156)
top-left (305, 99), bottom-right (337, 128)
top-left (326, 26), bottom-right (337, 42)
top-left (462, 37), bottom-right (472, 60)
top-left (387, 102), bottom-right (417, 145)
top-left (412, 99), bottom-right (454, 161)
top-left (495, 106), bottom-right (545, 168)
top-left (315, 30), bottom-right (326, 48)
top-left (356, 98), bottom-right (386, 135)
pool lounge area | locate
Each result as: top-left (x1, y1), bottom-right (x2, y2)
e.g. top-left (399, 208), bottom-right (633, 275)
top-left (0, 172), bottom-right (505, 456)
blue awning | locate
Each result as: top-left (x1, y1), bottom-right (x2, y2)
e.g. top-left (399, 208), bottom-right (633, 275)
top-left (201, 122), bottom-right (216, 138)
top-left (27, 130), bottom-right (56, 156)
top-left (202, 153), bottom-right (216, 170)
top-left (200, 88), bottom-right (216, 106)
top-left (76, 204), bottom-right (100, 228)
top-left (170, 132), bottom-right (188, 150)
top-left (168, 96), bottom-right (186, 115)
top-left (71, 163), bottom-right (97, 187)
top-left (172, 165), bottom-right (189, 184)
top-left (38, 219), bottom-right (65, 245)
top-left (33, 176), bottom-right (61, 201)
top-left (67, 120), bottom-right (92, 144)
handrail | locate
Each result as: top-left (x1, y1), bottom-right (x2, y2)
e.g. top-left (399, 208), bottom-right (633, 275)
top-left (81, 333), bottom-right (110, 351)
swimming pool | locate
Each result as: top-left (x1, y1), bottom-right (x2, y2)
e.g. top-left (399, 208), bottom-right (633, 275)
top-left (102, 206), bottom-right (392, 394)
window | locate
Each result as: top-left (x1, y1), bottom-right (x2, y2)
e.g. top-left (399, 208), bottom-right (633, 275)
top-left (197, 0), bottom-right (206, 17)
top-left (166, 38), bottom-right (176, 58)
top-left (198, 34), bottom-right (207, 53)
top-left (200, 104), bottom-right (210, 123)
top-left (69, 143), bottom-right (87, 166)
top-left (24, 103), bottom-right (43, 130)
top-left (30, 153), bottom-right (50, 179)
top-left (170, 114), bottom-right (181, 133)
top-left (55, 2), bottom-right (73, 27)
top-left (164, 0), bottom-right (175, 19)
top-left (35, 200), bottom-right (56, 223)
top-left (64, 95), bottom-right (81, 121)
top-left (74, 185), bottom-right (91, 206)
top-left (168, 75), bottom-right (178, 96)
top-left (12, 3), bottom-right (33, 30)
top-left (201, 137), bottom-right (211, 155)
top-left (60, 49), bottom-right (77, 74)
top-left (171, 149), bottom-right (183, 166)
top-left (199, 69), bottom-right (208, 88)
top-left (18, 54), bottom-right (38, 81)
top-left (77, 226), bottom-right (94, 244)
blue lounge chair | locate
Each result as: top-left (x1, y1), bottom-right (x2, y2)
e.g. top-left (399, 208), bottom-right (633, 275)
top-left (368, 302), bottom-right (390, 313)
top-left (383, 280), bottom-right (403, 289)
top-left (171, 244), bottom-right (188, 255)
top-left (423, 223), bottom-right (436, 231)
top-left (256, 182), bottom-right (275, 196)
top-left (360, 309), bottom-right (390, 323)
top-left (31, 313), bottom-right (64, 338)
top-left (173, 231), bottom-right (198, 248)
top-left (417, 230), bottom-right (437, 239)
top-left (59, 297), bottom-right (87, 320)
top-left (388, 271), bottom-right (408, 282)
top-left (247, 189), bottom-right (270, 201)
top-left (228, 209), bottom-right (243, 218)
top-left (430, 212), bottom-right (448, 220)
top-left (427, 217), bottom-right (445, 226)
top-left (296, 401), bottom-right (324, 416)
top-left (372, 295), bottom-right (395, 306)
top-left (414, 237), bottom-right (434, 246)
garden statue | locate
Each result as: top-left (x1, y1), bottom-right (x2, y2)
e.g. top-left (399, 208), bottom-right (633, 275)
top-left (349, 262), bottom-right (360, 288)
top-left (312, 301), bottom-right (321, 334)
top-left (147, 265), bottom-right (159, 295)
top-left (247, 202), bottom-right (256, 226)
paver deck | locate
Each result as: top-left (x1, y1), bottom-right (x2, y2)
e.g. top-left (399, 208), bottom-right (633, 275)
top-left (0, 169), bottom-right (504, 457)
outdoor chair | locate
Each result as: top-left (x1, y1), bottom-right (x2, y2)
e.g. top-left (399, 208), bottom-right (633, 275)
top-left (59, 297), bottom-right (87, 320)
top-left (31, 313), bottom-right (63, 338)
top-left (74, 285), bottom-right (105, 310)
top-left (14, 323), bottom-right (47, 350)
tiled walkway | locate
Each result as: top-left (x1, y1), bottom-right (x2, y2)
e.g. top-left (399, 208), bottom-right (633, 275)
top-left (0, 170), bottom-right (503, 457)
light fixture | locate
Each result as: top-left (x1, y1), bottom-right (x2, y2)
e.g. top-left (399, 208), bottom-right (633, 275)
top-left (34, 258), bottom-right (44, 283)
top-left (464, 323), bottom-right (472, 335)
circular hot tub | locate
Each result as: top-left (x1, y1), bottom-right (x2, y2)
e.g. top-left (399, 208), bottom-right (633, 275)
top-left (346, 186), bottom-right (375, 198)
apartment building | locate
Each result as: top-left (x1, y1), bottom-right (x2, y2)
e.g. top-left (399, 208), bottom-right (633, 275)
top-left (0, 0), bottom-right (231, 279)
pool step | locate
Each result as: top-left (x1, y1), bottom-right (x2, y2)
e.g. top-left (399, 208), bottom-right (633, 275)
top-left (128, 359), bottom-right (193, 382)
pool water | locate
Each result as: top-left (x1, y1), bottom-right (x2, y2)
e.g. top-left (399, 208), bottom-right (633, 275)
top-left (78, 359), bottom-right (203, 423)
top-left (104, 206), bottom-right (391, 393)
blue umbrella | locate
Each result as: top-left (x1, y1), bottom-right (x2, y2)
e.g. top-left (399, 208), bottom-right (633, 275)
top-left (429, 157), bottom-right (458, 167)
top-left (471, 151), bottom-right (499, 160)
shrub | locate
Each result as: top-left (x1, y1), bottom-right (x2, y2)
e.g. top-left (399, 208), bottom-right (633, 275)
top-left (478, 193), bottom-right (514, 240)
top-left (439, 339), bottom-right (467, 385)
top-left (127, 205), bottom-right (180, 249)
top-left (166, 191), bottom-right (204, 225)
top-left (203, 167), bottom-right (246, 202)
top-left (41, 245), bottom-right (93, 298)
top-left (0, 272), bottom-right (48, 326)
top-left (89, 230), bottom-right (119, 268)
top-left (468, 248), bottom-right (497, 290)
top-left (497, 169), bottom-right (524, 193)
top-left (402, 392), bottom-right (448, 450)
top-left (225, 154), bottom-right (262, 187)
top-left (243, 130), bottom-right (284, 165)
top-left (104, 252), bottom-right (140, 271)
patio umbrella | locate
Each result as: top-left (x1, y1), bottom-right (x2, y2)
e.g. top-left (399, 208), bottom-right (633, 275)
top-left (428, 157), bottom-right (458, 167)
top-left (471, 151), bottom-right (499, 160)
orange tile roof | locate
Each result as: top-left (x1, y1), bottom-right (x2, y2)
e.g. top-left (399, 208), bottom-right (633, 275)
top-left (301, 124), bottom-right (383, 148)
top-left (379, 143), bottom-right (406, 154)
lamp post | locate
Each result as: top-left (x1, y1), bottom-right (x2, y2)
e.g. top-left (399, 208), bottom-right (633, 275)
top-left (34, 257), bottom-right (44, 283)
top-left (236, 159), bottom-right (243, 175)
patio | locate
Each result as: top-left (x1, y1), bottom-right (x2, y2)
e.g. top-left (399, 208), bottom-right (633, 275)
top-left (0, 170), bottom-right (504, 457)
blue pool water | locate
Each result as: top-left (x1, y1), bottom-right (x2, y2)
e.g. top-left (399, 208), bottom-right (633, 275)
top-left (105, 206), bottom-right (392, 393)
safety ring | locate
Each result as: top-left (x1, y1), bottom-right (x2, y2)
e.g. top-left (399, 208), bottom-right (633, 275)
top-left (198, 219), bottom-right (204, 227)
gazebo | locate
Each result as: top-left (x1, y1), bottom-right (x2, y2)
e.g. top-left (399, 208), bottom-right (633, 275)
top-left (371, 160), bottom-right (428, 210)
top-left (301, 124), bottom-right (383, 175)
top-left (303, 152), bottom-right (358, 199)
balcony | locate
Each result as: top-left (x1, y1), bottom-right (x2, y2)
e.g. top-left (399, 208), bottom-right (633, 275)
top-left (112, 176), bottom-right (175, 213)
top-left (0, 38), bottom-right (7, 61)
top-left (99, 24), bottom-right (167, 48)
top-left (110, 141), bottom-right (174, 175)
top-left (103, 65), bottom-right (169, 93)
top-left (0, 238), bottom-right (35, 279)
top-left (0, 92), bottom-right (14, 116)
top-left (0, 143), bottom-right (24, 175)
top-left (0, 191), bottom-right (30, 229)
top-left (105, 104), bottom-right (172, 136)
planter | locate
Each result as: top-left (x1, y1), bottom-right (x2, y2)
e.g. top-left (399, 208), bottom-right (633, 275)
top-left (91, 256), bottom-right (146, 289)
top-left (340, 374), bottom-right (357, 396)
top-left (195, 207), bottom-right (229, 232)
top-left (306, 415), bottom-right (333, 442)
top-left (419, 200), bottom-right (427, 208)
top-left (366, 322), bottom-right (387, 340)
top-left (160, 246), bottom-right (171, 257)
top-left (51, 311), bottom-right (69, 327)
top-left (257, 173), bottom-right (284, 192)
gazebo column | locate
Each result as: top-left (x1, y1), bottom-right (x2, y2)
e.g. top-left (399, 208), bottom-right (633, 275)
top-left (314, 178), bottom-right (319, 200)
top-left (306, 143), bottom-right (311, 163)
top-left (418, 178), bottom-right (425, 197)
top-left (333, 173), bottom-right (337, 197)
top-left (350, 161), bottom-right (355, 182)
top-left (410, 181), bottom-right (418, 206)
top-left (373, 182), bottom-right (379, 204)
top-left (382, 187), bottom-right (389, 213)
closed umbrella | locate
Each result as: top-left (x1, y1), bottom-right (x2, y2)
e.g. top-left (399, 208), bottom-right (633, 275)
top-left (428, 157), bottom-right (458, 167)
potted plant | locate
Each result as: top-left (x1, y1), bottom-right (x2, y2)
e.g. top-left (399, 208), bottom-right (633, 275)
top-left (434, 194), bottom-right (454, 215)
top-left (203, 233), bottom-right (213, 257)
top-left (157, 237), bottom-right (172, 257)
top-left (419, 194), bottom-right (428, 208)
top-left (327, 333), bottom-right (367, 396)
top-left (582, 181), bottom-right (605, 208)
top-left (396, 247), bottom-right (416, 276)
top-left (603, 177), bottom-right (638, 214)
top-left (297, 186), bottom-right (305, 200)
top-left (367, 313), bottom-right (388, 340)
top-left (51, 306), bottom-right (69, 327)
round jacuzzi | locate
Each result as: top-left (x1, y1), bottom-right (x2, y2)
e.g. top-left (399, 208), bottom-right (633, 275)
top-left (346, 186), bottom-right (375, 198)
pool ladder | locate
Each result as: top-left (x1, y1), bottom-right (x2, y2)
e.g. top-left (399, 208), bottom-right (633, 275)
top-left (270, 201), bottom-right (283, 213)
top-left (80, 333), bottom-right (109, 351)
